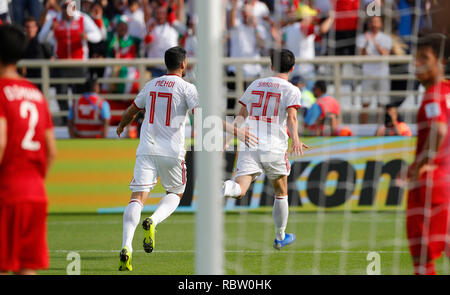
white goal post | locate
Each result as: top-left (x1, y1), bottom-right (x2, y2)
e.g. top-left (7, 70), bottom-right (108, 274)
top-left (195, 0), bottom-right (224, 275)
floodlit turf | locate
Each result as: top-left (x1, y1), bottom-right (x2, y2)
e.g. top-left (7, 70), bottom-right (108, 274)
top-left (41, 212), bottom-right (450, 275)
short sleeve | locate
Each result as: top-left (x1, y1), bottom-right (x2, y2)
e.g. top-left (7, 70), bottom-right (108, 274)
top-left (286, 87), bottom-right (301, 110)
top-left (101, 100), bottom-right (111, 120)
top-left (238, 81), bottom-right (256, 107)
top-left (355, 34), bottom-right (366, 49)
top-left (133, 83), bottom-right (148, 110)
top-left (424, 100), bottom-right (446, 123)
top-left (185, 83), bottom-right (199, 111)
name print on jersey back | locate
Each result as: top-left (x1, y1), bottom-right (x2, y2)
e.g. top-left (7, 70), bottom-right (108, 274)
top-left (239, 76), bottom-right (301, 154)
top-left (133, 74), bottom-right (199, 160)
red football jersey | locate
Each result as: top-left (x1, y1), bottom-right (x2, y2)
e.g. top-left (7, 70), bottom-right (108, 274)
top-left (0, 77), bottom-right (53, 204)
top-left (415, 80), bottom-right (450, 189)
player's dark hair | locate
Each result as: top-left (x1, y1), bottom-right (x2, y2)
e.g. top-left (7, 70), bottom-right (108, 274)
top-left (0, 25), bottom-right (27, 65)
top-left (270, 49), bottom-right (295, 73)
top-left (165, 46), bottom-right (186, 71)
top-left (313, 80), bottom-right (327, 94)
top-left (417, 30), bottom-right (450, 60)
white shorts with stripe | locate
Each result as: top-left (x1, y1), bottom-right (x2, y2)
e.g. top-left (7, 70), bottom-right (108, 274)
top-left (130, 155), bottom-right (187, 194)
top-left (234, 150), bottom-right (291, 181)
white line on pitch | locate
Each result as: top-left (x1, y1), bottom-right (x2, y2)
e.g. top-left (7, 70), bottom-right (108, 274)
top-left (50, 249), bottom-right (409, 254)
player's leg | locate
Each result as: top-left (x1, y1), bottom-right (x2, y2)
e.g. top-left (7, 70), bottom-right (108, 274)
top-left (406, 185), bottom-right (449, 275)
top-left (120, 156), bottom-right (156, 270)
top-left (223, 151), bottom-right (262, 199)
top-left (141, 156), bottom-right (186, 253)
top-left (262, 152), bottom-right (296, 249)
top-left (119, 191), bottom-right (150, 271)
top-left (223, 175), bottom-right (254, 199)
top-left (270, 175), bottom-right (295, 249)
top-left (147, 191), bottom-right (183, 228)
top-left (122, 191), bottom-right (149, 252)
top-left (17, 202), bottom-right (49, 274)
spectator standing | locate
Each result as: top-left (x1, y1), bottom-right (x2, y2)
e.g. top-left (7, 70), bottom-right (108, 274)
top-left (356, 16), bottom-right (393, 124)
top-left (330, 0), bottom-right (359, 55)
top-left (104, 0), bottom-right (128, 20)
top-left (37, 0), bottom-right (102, 118)
top-left (103, 15), bottom-right (141, 129)
top-left (124, 0), bottom-right (147, 41)
top-left (38, 0), bottom-right (102, 60)
top-left (39, 0), bottom-right (60, 28)
top-left (103, 15), bottom-right (141, 95)
top-left (90, 0), bottom-right (109, 41)
top-left (282, 4), bottom-right (333, 90)
top-left (227, 1), bottom-right (265, 79)
top-left (144, 3), bottom-right (179, 78)
top-left (12, 0), bottom-right (41, 26)
top-left (21, 17), bottom-right (53, 79)
top-left (181, 14), bottom-right (197, 80)
top-left (68, 78), bottom-right (111, 138)
top-left (88, 1), bottom-right (109, 79)
top-left (331, 0), bottom-right (359, 56)
top-left (0, 0), bottom-right (10, 23)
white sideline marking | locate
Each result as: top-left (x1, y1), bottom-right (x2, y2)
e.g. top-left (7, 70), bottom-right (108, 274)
top-left (50, 249), bottom-right (408, 254)
top-left (47, 218), bottom-right (403, 225)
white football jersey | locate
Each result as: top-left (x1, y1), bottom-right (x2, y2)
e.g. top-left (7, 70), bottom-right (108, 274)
top-left (133, 74), bottom-right (199, 159)
top-left (239, 76), bottom-right (301, 153)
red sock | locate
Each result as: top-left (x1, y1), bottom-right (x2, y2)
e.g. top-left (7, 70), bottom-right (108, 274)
top-left (414, 261), bottom-right (436, 275)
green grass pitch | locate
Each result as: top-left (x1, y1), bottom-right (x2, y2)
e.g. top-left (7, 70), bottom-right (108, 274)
top-left (42, 211), bottom-right (449, 275)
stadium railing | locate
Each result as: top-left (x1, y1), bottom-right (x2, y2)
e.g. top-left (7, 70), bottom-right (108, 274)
top-left (18, 55), bottom-right (446, 123)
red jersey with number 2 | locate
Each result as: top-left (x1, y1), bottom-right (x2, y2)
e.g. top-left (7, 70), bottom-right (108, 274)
top-left (0, 78), bottom-right (53, 204)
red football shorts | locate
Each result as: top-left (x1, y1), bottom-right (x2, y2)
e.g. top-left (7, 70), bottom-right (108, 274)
top-left (0, 202), bottom-right (49, 272)
top-left (406, 185), bottom-right (450, 261)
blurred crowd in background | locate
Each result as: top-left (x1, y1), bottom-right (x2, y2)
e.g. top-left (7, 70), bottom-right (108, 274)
top-left (0, 0), bottom-right (448, 137)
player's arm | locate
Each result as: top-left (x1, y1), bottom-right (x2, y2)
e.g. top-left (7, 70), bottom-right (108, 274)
top-left (0, 117), bottom-right (6, 164)
top-left (223, 104), bottom-right (258, 148)
top-left (409, 121), bottom-right (447, 179)
top-left (45, 129), bottom-right (57, 173)
top-left (116, 103), bottom-right (141, 137)
top-left (223, 115), bottom-right (258, 148)
top-left (287, 107), bottom-right (309, 156)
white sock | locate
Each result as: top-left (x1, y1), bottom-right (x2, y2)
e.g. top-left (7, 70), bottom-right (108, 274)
top-left (150, 193), bottom-right (180, 227)
top-left (122, 199), bottom-right (143, 252)
top-left (273, 195), bottom-right (288, 241)
top-left (223, 180), bottom-right (242, 198)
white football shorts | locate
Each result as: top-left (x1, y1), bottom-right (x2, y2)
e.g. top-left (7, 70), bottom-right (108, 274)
top-left (130, 155), bottom-right (187, 194)
top-left (234, 150), bottom-right (291, 181)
